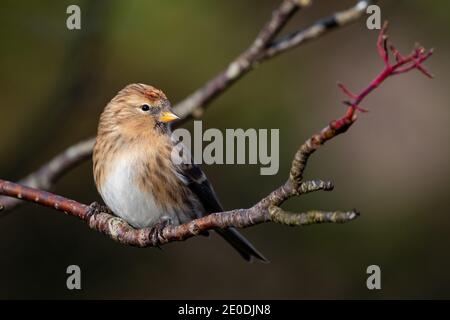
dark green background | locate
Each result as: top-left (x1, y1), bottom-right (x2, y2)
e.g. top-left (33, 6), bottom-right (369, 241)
top-left (0, 0), bottom-right (449, 299)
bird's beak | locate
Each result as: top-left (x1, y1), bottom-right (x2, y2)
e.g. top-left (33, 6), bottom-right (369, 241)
top-left (159, 111), bottom-right (180, 123)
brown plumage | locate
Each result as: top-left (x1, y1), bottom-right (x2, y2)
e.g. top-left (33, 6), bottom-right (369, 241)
top-left (93, 83), bottom-right (267, 262)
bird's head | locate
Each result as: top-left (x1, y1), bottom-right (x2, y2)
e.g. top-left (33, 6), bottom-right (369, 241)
top-left (99, 83), bottom-right (179, 137)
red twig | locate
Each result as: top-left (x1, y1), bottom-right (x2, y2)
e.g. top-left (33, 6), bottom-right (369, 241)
top-left (338, 21), bottom-right (433, 118)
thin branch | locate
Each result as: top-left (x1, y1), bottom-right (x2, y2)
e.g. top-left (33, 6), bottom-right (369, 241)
top-left (0, 23), bottom-right (433, 247)
top-left (337, 21), bottom-right (433, 112)
top-left (173, 0), bottom-right (375, 120)
top-left (297, 179), bottom-right (334, 195)
top-left (0, 138), bottom-right (94, 212)
top-left (263, 0), bottom-right (373, 59)
top-left (4, 1), bottom-right (112, 178)
top-left (269, 206), bottom-right (359, 226)
top-left (0, 1), bottom-right (374, 213)
top-left (0, 172), bottom-right (356, 248)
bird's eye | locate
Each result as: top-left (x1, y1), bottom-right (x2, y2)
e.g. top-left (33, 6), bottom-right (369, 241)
top-left (141, 104), bottom-right (150, 112)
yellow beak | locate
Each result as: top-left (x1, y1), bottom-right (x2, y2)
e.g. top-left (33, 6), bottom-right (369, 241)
top-left (159, 111), bottom-right (180, 123)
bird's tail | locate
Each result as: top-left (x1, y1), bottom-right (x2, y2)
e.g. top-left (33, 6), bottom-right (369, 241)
top-left (215, 227), bottom-right (269, 263)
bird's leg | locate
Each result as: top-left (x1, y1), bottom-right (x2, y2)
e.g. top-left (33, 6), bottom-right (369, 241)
top-left (87, 201), bottom-right (113, 218)
top-left (149, 217), bottom-right (173, 246)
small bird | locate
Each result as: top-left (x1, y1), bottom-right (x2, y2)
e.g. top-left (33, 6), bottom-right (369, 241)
top-left (93, 83), bottom-right (267, 262)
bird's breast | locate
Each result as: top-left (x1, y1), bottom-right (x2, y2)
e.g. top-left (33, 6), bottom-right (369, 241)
top-left (97, 149), bottom-right (194, 228)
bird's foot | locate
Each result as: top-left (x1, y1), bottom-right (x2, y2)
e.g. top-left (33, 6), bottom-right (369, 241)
top-left (149, 217), bottom-right (172, 246)
top-left (87, 202), bottom-right (113, 218)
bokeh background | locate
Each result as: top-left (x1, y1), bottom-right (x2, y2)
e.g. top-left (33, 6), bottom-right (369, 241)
top-left (0, 0), bottom-right (449, 299)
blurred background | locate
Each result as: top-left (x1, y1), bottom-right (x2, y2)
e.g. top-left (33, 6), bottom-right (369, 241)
top-left (0, 0), bottom-right (449, 299)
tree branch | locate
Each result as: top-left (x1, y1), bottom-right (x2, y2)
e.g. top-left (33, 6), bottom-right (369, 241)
top-left (0, 22), bottom-right (433, 247)
top-left (262, 0), bottom-right (373, 59)
top-left (0, 174), bottom-right (357, 247)
top-left (0, 0), bottom-right (375, 213)
top-left (0, 138), bottom-right (94, 212)
top-left (173, 0), bottom-right (375, 120)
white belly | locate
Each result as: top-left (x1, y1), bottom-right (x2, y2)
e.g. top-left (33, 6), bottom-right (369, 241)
top-left (99, 153), bottom-right (181, 228)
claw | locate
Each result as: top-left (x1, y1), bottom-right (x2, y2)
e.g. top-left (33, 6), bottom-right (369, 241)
top-left (149, 218), bottom-right (172, 245)
top-left (87, 202), bottom-right (113, 218)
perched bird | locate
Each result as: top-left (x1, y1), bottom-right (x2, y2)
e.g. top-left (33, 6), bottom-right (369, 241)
top-left (93, 83), bottom-right (267, 262)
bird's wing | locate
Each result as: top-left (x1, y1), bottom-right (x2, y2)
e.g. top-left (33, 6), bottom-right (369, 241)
top-left (171, 142), bottom-right (268, 262)
top-left (170, 135), bottom-right (223, 213)
top-left (176, 162), bottom-right (223, 214)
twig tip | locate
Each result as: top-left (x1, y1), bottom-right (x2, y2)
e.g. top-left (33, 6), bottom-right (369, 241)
top-left (349, 209), bottom-right (361, 220)
top-left (296, 0), bottom-right (312, 7)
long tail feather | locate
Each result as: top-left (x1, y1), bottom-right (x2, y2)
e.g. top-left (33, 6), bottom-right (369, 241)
top-left (215, 227), bottom-right (269, 263)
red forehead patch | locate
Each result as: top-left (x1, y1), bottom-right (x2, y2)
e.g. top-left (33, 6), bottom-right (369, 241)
top-left (119, 83), bottom-right (167, 102)
top-left (144, 88), bottom-right (166, 101)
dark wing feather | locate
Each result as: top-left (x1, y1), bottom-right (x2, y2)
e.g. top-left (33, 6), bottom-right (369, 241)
top-left (180, 163), bottom-right (223, 213)
top-left (176, 162), bottom-right (268, 263)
